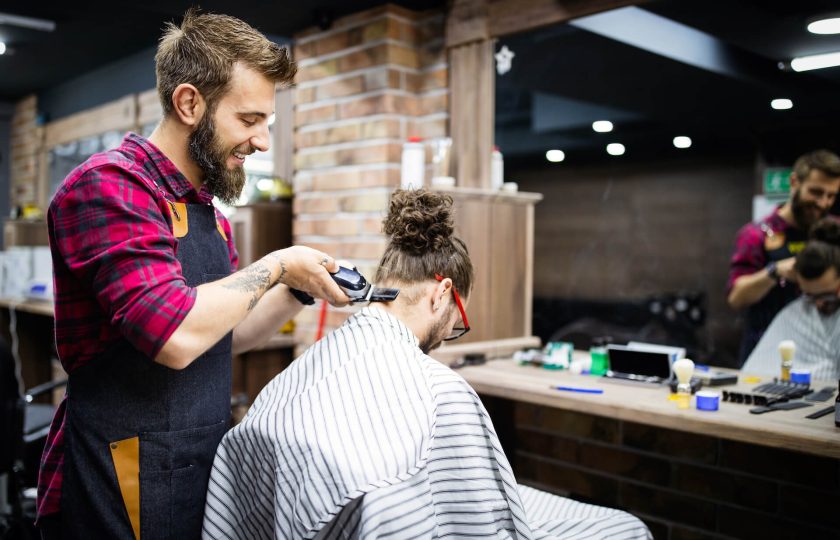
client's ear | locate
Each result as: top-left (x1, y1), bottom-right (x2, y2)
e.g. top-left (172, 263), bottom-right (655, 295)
top-left (432, 277), bottom-right (453, 312)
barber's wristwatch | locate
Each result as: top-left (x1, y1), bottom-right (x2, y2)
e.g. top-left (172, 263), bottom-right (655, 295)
top-left (765, 262), bottom-right (780, 283)
top-left (289, 288), bottom-right (315, 306)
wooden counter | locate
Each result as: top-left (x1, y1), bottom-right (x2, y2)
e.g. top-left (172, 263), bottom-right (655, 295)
top-left (456, 354), bottom-right (840, 538)
top-left (0, 297), bottom-right (54, 317)
top-left (458, 357), bottom-right (839, 459)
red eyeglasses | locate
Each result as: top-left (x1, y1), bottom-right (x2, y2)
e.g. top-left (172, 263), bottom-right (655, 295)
top-left (435, 274), bottom-right (470, 340)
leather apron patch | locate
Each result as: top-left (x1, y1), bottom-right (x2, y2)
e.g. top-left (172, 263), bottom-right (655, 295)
top-left (166, 200), bottom-right (189, 238)
top-left (110, 436), bottom-right (141, 540)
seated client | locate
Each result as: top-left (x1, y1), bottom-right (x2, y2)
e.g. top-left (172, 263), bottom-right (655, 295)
top-left (203, 189), bottom-right (651, 539)
top-left (742, 218), bottom-right (840, 380)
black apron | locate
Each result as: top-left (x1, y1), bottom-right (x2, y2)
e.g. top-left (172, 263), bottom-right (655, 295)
top-left (739, 224), bottom-right (806, 363)
top-left (60, 200), bottom-right (232, 539)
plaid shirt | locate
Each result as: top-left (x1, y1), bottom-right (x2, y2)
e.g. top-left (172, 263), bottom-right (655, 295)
top-left (727, 208), bottom-right (805, 362)
top-left (727, 209), bottom-right (795, 291)
top-left (37, 133), bottom-right (238, 519)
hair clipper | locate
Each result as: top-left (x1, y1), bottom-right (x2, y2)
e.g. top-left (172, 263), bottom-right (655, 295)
top-left (331, 266), bottom-right (399, 304)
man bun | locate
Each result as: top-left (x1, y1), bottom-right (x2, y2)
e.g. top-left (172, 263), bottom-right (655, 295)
top-left (383, 189), bottom-right (454, 256)
top-left (810, 218), bottom-right (840, 247)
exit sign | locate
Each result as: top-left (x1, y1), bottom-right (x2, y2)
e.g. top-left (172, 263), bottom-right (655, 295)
top-left (763, 168), bottom-right (791, 195)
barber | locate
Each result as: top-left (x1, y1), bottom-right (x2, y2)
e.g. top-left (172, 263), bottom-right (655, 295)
top-left (36, 10), bottom-right (348, 540)
top-left (727, 149), bottom-right (840, 364)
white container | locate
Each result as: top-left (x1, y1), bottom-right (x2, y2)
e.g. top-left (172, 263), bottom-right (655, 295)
top-left (491, 145), bottom-right (504, 190)
top-left (400, 137), bottom-right (425, 189)
top-left (3, 247), bottom-right (33, 298)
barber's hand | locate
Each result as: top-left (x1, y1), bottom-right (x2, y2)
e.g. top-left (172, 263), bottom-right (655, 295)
top-left (272, 246), bottom-right (350, 306)
top-left (776, 257), bottom-right (797, 282)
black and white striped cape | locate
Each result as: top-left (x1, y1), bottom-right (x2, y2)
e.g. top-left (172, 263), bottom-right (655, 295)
top-left (203, 307), bottom-right (651, 539)
top-left (742, 297), bottom-right (840, 380)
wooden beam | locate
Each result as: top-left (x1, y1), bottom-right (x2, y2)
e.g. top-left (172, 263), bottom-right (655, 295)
top-left (449, 39), bottom-right (494, 189)
top-left (447, 0), bottom-right (643, 47)
top-left (446, 0), bottom-right (489, 48)
top-left (273, 87), bottom-right (294, 181)
top-left (44, 95), bottom-right (136, 148)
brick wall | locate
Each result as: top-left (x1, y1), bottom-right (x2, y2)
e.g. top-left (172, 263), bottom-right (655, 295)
top-left (10, 95), bottom-right (42, 207)
top-left (483, 397), bottom-right (840, 539)
top-left (291, 4), bottom-right (447, 347)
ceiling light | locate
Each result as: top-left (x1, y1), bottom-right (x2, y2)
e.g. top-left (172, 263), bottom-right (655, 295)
top-left (808, 17), bottom-right (840, 35)
top-left (592, 120), bottom-right (613, 133)
top-left (790, 51), bottom-right (840, 72)
top-left (546, 149), bottom-right (565, 162)
top-left (0, 12), bottom-right (56, 32)
top-left (673, 136), bottom-right (692, 149)
top-left (606, 143), bottom-right (625, 156)
top-left (0, 42), bottom-right (5, 55)
top-left (771, 98), bottom-right (793, 110)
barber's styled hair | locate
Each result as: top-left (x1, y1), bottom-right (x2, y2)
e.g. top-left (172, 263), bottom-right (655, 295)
top-left (375, 189), bottom-right (474, 299)
top-left (795, 218), bottom-right (840, 279)
top-left (792, 149), bottom-right (840, 182)
top-left (155, 8), bottom-right (296, 116)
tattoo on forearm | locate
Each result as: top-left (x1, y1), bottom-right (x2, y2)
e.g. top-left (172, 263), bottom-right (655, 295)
top-left (266, 253), bottom-right (287, 281)
top-left (222, 262), bottom-right (272, 311)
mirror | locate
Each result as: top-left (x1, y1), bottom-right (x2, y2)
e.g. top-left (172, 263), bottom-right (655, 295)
top-left (495, 1), bottom-right (840, 367)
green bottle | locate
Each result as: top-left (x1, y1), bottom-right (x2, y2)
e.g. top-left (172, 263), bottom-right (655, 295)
top-left (589, 337), bottom-right (610, 376)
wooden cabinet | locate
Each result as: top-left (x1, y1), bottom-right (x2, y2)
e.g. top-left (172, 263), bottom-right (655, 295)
top-left (227, 201), bottom-right (293, 267)
top-left (440, 187), bottom-right (542, 344)
top-left (4, 220), bottom-right (48, 247)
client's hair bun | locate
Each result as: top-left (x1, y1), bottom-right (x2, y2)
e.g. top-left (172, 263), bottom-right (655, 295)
top-left (383, 189), bottom-right (454, 255)
top-left (811, 218), bottom-right (840, 247)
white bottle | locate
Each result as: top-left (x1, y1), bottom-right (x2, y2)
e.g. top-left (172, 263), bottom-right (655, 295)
top-left (491, 145), bottom-right (504, 190)
top-left (400, 137), bottom-right (425, 189)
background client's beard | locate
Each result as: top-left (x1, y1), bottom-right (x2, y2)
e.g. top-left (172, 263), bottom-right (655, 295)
top-left (188, 114), bottom-right (246, 205)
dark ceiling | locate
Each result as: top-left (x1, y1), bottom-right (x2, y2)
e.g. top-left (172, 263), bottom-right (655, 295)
top-left (494, 0), bottom-right (840, 166)
top-left (0, 0), bottom-right (444, 101)
top-left (3, 0), bottom-right (840, 166)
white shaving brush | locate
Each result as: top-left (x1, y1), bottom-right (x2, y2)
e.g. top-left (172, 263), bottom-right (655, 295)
top-left (778, 340), bottom-right (795, 382)
top-left (673, 358), bottom-right (695, 410)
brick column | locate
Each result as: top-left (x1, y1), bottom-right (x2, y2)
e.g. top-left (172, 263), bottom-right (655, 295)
top-left (10, 95), bottom-right (43, 208)
top-left (292, 5), bottom-right (447, 347)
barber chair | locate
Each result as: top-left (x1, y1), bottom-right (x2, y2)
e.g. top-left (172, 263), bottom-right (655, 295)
top-left (0, 337), bottom-right (65, 540)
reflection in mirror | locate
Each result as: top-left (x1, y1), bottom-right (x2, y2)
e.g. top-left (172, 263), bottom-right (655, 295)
top-left (495, 0), bottom-right (840, 367)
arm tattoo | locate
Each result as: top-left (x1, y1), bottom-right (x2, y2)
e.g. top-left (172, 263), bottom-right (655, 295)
top-left (222, 262), bottom-right (272, 311)
top-left (265, 253), bottom-right (287, 281)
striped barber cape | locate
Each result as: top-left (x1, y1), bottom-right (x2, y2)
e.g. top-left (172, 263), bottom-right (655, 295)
top-left (742, 297), bottom-right (840, 381)
top-left (203, 307), bottom-right (651, 539)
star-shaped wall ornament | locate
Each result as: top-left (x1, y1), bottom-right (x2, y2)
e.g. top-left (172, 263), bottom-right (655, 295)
top-left (495, 45), bottom-right (515, 75)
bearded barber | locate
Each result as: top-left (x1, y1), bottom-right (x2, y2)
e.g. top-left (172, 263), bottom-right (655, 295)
top-left (36, 10), bottom-right (348, 540)
top-left (727, 149), bottom-right (840, 365)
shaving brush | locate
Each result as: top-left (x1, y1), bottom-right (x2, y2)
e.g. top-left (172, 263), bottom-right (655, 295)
top-left (673, 358), bottom-right (695, 410)
top-left (778, 340), bottom-right (795, 382)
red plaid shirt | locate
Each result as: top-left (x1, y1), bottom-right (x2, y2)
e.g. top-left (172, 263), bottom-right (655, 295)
top-left (37, 133), bottom-right (238, 518)
top-left (726, 208), bottom-right (793, 292)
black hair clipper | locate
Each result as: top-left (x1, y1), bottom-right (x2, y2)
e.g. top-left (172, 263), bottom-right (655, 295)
top-left (331, 266), bottom-right (399, 304)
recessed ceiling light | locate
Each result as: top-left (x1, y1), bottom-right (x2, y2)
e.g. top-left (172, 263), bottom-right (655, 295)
top-left (0, 42), bottom-right (5, 55)
top-left (673, 136), bottom-right (692, 149)
top-left (606, 143), bottom-right (625, 156)
top-left (546, 149), bottom-right (565, 162)
top-left (790, 51), bottom-right (840, 72)
top-left (592, 120), bottom-right (613, 133)
top-left (808, 17), bottom-right (840, 35)
top-left (771, 98), bottom-right (793, 110)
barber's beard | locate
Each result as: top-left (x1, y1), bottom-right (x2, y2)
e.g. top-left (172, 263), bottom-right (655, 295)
top-left (188, 114), bottom-right (247, 205)
top-left (791, 188), bottom-right (826, 232)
